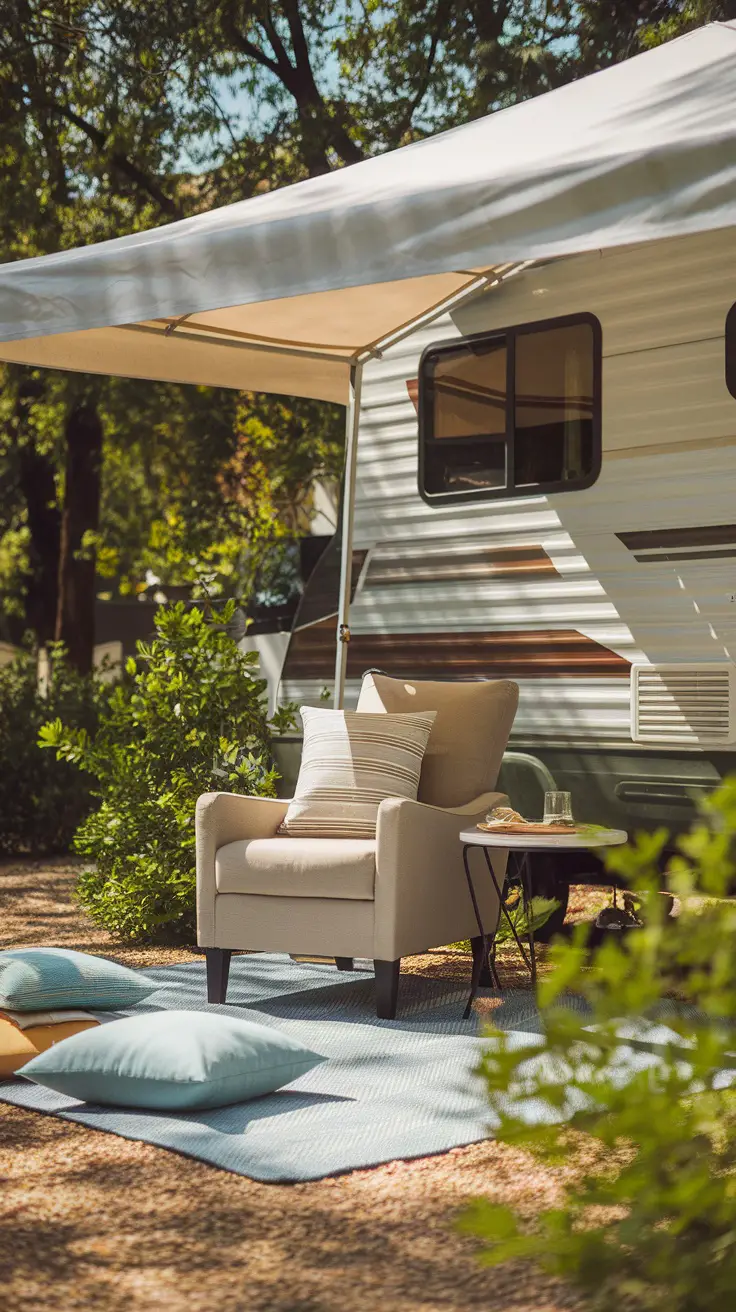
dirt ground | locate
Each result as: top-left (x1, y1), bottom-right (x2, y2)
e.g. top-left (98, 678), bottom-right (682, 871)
top-left (0, 859), bottom-right (609, 1312)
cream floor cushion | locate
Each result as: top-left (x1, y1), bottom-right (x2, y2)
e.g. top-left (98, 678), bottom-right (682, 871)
top-left (215, 837), bottom-right (376, 900)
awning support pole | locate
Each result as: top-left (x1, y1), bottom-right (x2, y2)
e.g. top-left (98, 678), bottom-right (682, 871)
top-left (331, 260), bottom-right (531, 707)
top-left (334, 361), bottom-right (364, 708)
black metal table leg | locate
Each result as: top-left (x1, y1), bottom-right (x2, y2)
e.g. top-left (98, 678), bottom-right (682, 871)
top-left (517, 851), bottom-right (537, 988)
top-left (462, 843), bottom-right (507, 1019)
top-left (462, 843), bottom-right (490, 1019)
top-left (496, 850), bottom-right (537, 981)
top-left (462, 843), bottom-right (538, 1019)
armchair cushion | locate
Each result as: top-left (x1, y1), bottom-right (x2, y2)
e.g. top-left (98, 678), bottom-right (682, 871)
top-left (281, 706), bottom-right (436, 838)
top-left (356, 673), bottom-right (519, 808)
top-left (216, 837), bottom-right (376, 900)
top-left (196, 793), bottom-right (290, 946)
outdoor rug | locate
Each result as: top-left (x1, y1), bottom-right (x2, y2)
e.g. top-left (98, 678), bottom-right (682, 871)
top-left (0, 954), bottom-right (681, 1182)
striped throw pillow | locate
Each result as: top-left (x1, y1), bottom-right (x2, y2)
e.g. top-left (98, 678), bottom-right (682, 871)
top-left (281, 707), bottom-right (437, 838)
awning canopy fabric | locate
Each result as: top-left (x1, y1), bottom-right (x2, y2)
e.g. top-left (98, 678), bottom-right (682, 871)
top-left (0, 271), bottom-right (491, 404)
top-left (1, 20), bottom-right (735, 404)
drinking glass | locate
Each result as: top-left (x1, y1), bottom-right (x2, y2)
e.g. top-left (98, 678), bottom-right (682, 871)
top-left (543, 790), bottom-right (574, 825)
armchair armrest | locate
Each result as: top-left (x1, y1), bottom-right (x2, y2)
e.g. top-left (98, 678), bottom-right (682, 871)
top-left (196, 792), bottom-right (290, 945)
top-left (373, 792), bottom-right (508, 960)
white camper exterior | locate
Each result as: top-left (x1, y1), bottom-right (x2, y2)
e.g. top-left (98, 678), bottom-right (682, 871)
top-left (279, 227), bottom-right (736, 838)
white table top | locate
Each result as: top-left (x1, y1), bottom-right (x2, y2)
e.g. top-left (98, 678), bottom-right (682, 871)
top-left (459, 826), bottom-right (628, 850)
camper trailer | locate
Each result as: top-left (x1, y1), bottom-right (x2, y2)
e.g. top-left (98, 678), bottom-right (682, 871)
top-left (277, 226), bottom-right (736, 909)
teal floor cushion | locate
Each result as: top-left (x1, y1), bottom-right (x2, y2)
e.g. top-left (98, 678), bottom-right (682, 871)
top-left (0, 947), bottom-right (159, 1011)
top-left (21, 1009), bottom-right (326, 1110)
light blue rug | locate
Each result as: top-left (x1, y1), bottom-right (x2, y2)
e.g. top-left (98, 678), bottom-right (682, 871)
top-left (0, 954), bottom-right (656, 1182)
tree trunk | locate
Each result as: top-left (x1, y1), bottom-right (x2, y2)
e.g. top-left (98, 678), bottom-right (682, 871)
top-left (18, 443), bottom-right (61, 646)
top-left (6, 371), bottom-right (60, 646)
top-left (55, 403), bottom-right (103, 673)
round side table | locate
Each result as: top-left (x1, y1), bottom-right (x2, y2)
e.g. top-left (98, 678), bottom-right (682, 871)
top-left (459, 827), bottom-right (628, 1019)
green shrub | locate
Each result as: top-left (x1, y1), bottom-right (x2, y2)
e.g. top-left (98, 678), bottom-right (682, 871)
top-left (451, 895), bottom-right (560, 954)
top-left (0, 646), bottom-right (108, 856)
top-left (40, 601), bottom-right (295, 944)
top-left (463, 781), bottom-right (736, 1311)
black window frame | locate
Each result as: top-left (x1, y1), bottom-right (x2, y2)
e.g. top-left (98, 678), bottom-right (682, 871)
top-left (726, 302), bottom-right (736, 400)
top-left (417, 311), bottom-right (603, 507)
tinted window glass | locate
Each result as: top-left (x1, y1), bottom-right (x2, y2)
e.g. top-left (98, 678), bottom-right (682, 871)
top-left (422, 336), bottom-right (507, 495)
top-left (419, 314), bottom-right (600, 504)
top-left (514, 321), bottom-right (595, 487)
top-left (726, 302), bottom-right (736, 400)
top-left (429, 336), bottom-right (507, 439)
top-left (423, 435), bottom-right (506, 497)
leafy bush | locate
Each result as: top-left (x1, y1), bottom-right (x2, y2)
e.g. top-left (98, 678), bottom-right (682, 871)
top-left (0, 646), bottom-right (108, 856)
top-left (41, 601), bottom-right (295, 944)
top-left (463, 781), bottom-right (736, 1311)
top-left (452, 895), bottom-right (560, 954)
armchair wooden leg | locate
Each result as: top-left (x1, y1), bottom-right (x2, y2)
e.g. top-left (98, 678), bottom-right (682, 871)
top-left (335, 957), bottom-right (354, 971)
top-left (375, 959), bottom-right (400, 1019)
top-left (471, 934), bottom-right (495, 988)
top-left (206, 948), bottom-right (232, 1004)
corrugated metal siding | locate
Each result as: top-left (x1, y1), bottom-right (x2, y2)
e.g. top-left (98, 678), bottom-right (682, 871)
top-left (282, 228), bottom-right (736, 747)
top-left (282, 676), bottom-right (631, 742)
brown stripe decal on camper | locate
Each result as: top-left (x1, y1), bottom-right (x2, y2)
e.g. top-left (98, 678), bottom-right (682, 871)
top-left (364, 545), bottom-right (558, 587)
top-left (622, 526), bottom-right (736, 548)
top-left (282, 619), bottom-right (630, 682)
top-left (633, 547), bottom-right (736, 564)
top-left (406, 378), bottom-right (419, 412)
top-left (618, 523), bottom-right (736, 564)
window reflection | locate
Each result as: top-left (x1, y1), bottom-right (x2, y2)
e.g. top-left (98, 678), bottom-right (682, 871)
top-left (419, 315), bottom-right (600, 503)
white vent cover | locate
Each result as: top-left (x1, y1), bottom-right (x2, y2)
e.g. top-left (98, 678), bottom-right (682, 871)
top-left (631, 663), bottom-right (736, 746)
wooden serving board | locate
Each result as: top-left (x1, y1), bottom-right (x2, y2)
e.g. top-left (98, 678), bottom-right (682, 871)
top-left (476, 821), bottom-right (581, 835)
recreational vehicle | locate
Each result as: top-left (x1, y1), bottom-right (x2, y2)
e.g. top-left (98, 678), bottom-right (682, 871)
top-left (276, 227), bottom-right (736, 919)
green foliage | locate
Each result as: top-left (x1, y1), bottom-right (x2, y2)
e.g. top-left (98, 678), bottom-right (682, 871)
top-left (463, 781), bottom-right (736, 1310)
top-left (0, 645), bottom-right (109, 856)
top-left (0, 358), bottom-right (345, 643)
top-left (40, 601), bottom-right (296, 943)
top-left (0, 2), bottom-right (347, 645)
top-left (453, 894), bottom-right (560, 952)
top-left (630, 2), bottom-right (735, 52)
top-left (95, 384), bottom-right (344, 603)
top-left (498, 893), bottom-right (560, 944)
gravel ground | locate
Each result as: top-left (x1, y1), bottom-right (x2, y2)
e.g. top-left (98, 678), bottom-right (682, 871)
top-left (0, 859), bottom-right (609, 1311)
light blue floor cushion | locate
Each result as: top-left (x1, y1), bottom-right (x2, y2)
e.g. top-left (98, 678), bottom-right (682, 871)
top-left (0, 954), bottom-right (660, 1183)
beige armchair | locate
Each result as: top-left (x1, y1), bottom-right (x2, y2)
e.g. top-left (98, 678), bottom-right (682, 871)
top-left (196, 673), bottom-right (519, 1018)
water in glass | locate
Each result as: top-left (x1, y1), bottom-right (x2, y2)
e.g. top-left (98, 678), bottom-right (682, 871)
top-left (543, 790), bottom-right (574, 825)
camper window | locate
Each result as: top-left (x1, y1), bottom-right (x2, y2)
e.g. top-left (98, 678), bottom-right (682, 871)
top-left (726, 302), bottom-right (736, 400)
top-left (418, 313), bottom-right (601, 504)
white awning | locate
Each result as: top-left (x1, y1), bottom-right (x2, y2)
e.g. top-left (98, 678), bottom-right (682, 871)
top-left (1, 21), bottom-right (735, 403)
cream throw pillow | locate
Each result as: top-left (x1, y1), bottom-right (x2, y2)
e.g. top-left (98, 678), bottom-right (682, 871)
top-left (281, 706), bottom-right (437, 838)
